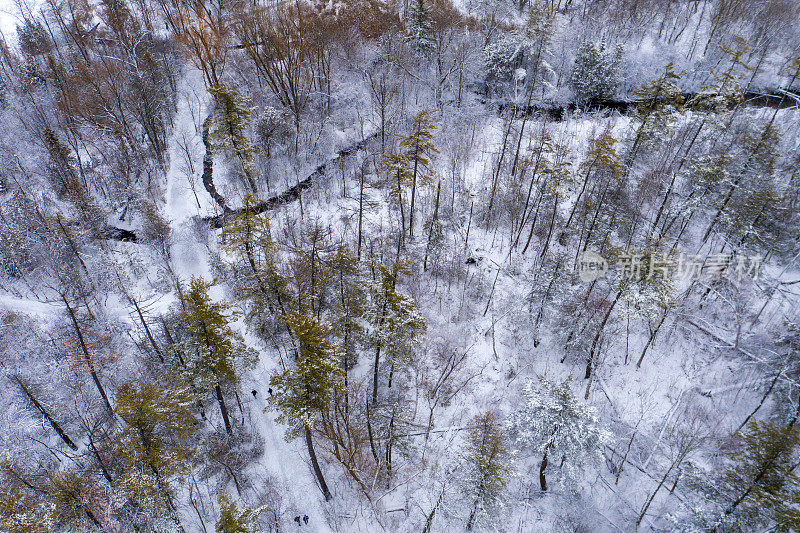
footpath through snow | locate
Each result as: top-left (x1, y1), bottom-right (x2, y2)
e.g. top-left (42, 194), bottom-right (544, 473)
top-left (162, 68), bottom-right (334, 532)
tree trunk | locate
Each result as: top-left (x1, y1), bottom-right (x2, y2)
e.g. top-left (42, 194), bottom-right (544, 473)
top-left (409, 152), bottom-right (419, 239)
top-left (358, 165), bottom-right (365, 260)
top-left (585, 291), bottom-right (621, 380)
top-left (422, 486), bottom-right (445, 533)
top-left (14, 377), bottom-right (78, 450)
top-left (737, 370), bottom-right (782, 432)
top-left (466, 502), bottom-right (478, 531)
top-left (216, 384), bottom-right (233, 436)
top-left (701, 181), bottom-right (737, 244)
top-left (637, 458), bottom-right (678, 526)
top-left (365, 395), bottom-right (379, 463)
top-left (724, 431), bottom-right (794, 516)
top-left (386, 407), bottom-right (395, 489)
top-left (372, 342), bottom-right (382, 406)
top-left (423, 181), bottom-right (441, 271)
top-left (615, 429), bottom-right (637, 484)
top-left (397, 168), bottom-right (406, 245)
top-left (539, 450), bottom-right (548, 491)
top-left (63, 297), bottom-right (113, 414)
top-left (636, 311), bottom-right (667, 368)
top-left (306, 425), bottom-right (332, 501)
top-left (486, 115), bottom-right (514, 223)
top-left (563, 160), bottom-right (596, 232)
top-left (510, 82), bottom-right (537, 177)
top-left (88, 432), bottom-right (114, 484)
top-left (127, 291), bottom-right (164, 363)
top-left (85, 508), bottom-right (102, 528)
top-left (533, 191), bottom-right (558, 258)
top-left (372, 288), bottom-right (390, 404)
top-left (464, 201), bottom-right (474, 253)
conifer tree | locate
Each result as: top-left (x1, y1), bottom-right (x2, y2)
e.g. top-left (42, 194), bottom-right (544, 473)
top-left (461, 412), bottom-right (512, 531)
top-left (222, 194), bottom-right (291, 325)
top-left (422, 181), bottom-right (445, 273)
top-left (484, 37), bottom-right (524, 85)
top-left (41, 126), bottom-right (91, 213)
top-left (717, 421), bottom-right (800, 529)
top-left (328, 246), bottom-right (365, 373)
top-left (508, 378), bottom-right (607, 491)
top-left (570, 41), bottom-right (622, 103)
top-left (564, 127), bottom-right (623, 233)
top-left (407, 0), bottom-right (434, 56)
top-left (0, 486), bottom-right (55, 533)
top-left (628, 63), bottom-right (685, 166)
top-left (516, 131), bottom-right (571, 255)
top-left (523, 2), bottom-right (556, 97)
top-left (367, 260), bottom-right (426, 405)
top-left (216, 492), bottom-right (264, 533)
top-left (209, 84), bottom-right (258, 194)
top-left (46, 470), bottom-right (107, 530)
top-left (180, 278), bottom-right (256, 435)
top-left (114, 380), bottom-right (196, 526)
top-left (289, 223), bottom-right (334, 317)
top-left (381, 149), bottom-right (413, 243)
top-left (380, 111), bottom-right (438, 241)
top-left (62, 295), bottom-right (115, 415)
top-left (268, 311), bottom-right (345, 501)
top-left (403, 111), bottom-right (438, 239)
top-left (710, 123), bottom-right (781, 247)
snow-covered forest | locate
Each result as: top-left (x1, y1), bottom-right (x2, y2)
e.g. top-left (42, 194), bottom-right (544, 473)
top-left (0, 0), bottom-right (799, 530)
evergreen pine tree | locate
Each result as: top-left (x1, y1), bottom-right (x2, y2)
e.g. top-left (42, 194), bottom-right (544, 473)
top-left (222, 194), bottom-right (291, 328)
top-left (380, 111), bottom-right (438, 241)
top-left (407, 0), bottom-right (434, 56)
top-left (381, 149), bottom-right (413, 243)
top-left (114, 381), bottom-right (196, 525)
top-left (366, 260), bottom-right (426, 405)
top-left (523, 2), bottom-right (556, 97)
top-left (628, 63), bottom-right (685, 165)
top-left (209, 84), bottom-right (258, 194)
top-left (717, 123), bottom-right (782, 248)
top-left (179, 277), bottom-right (256, 436)
top-left (0, 485), bottom-right (55, 533)
top-left (461, 412), bottom-right (512, 531)
top-left (718, 421), bottom-right (800, 529)
top-left (571, 41), bottom-right (623, 103)
top-left (268, 311), bottom-right (345, 501)
top-left (216, 492), bottom-right (264, 533)
top-left (508, 377), bottom-right (608, 491)
top-left (400, 111), bottom-right (438, 239)
top-left (564, 127), bottom-right (623, 233)
top-left (46, 470), bottom-right (107, 530)
top-left (328, 246), bottom-right (365, 372)
top-left (484, 37), bottom-right (524, 84)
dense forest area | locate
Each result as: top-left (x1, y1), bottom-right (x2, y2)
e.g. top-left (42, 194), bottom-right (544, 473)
top-left (0, 0), bottom-right (799, 530)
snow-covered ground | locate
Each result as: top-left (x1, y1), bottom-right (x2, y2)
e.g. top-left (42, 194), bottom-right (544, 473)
top-left (0, 0), bottom-right (799, 530)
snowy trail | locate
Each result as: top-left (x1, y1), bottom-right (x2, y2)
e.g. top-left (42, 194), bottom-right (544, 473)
top-left (0, 294), bottom-right (62, 317)
top-left (162, 69), bottom-right (334, 531)
top-left (164, 69), bottom-right (216, 225)
top-left (244, 355), bottom-right (336, 533)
